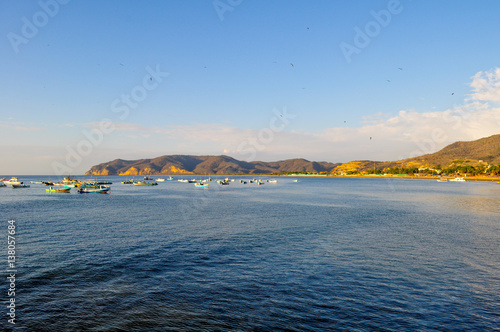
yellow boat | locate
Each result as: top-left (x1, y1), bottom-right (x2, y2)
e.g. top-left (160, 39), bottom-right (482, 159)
top-left (46, 187), bottom-right (71, 193)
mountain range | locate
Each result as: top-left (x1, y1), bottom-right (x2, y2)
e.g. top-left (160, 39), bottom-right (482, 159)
top-left (85, 134), bottom-right (500, 175)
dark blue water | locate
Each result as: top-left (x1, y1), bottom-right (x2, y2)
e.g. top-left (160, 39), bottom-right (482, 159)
top-left (1, 176), bottom-right (499, 331)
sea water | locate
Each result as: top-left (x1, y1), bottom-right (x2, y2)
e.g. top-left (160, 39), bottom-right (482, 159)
top-left (0, 176), bottom-right (498, 330)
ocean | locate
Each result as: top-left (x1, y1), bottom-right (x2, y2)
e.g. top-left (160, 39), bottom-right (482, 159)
top-left (1, 176), bottom-right (499, 331)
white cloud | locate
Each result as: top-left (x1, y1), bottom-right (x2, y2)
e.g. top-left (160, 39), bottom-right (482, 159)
top-left (469, 68), bottom-right (500, 102)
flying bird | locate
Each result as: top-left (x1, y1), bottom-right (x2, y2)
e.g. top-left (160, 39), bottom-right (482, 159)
top-left (387, 80), bottom-right (391, 82)
top-left (119, 63), bottom-right (124, 66)
top-left (370, 137), bottom-right (372, 140)
top-left (398, 67), bottom-right (403, 70)
top-left (451, 92), bottom-right (454, 95)
top-left (290, 63), bottom-right (294, 67)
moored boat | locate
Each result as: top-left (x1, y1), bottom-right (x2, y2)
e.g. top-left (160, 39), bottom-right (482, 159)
top-left (12, 184), bottom-right (30, 188)
top-left (4, 177), bottom-right (22, 186)
top-left (449, 177), bottom-right (466, 182)
top-left (156, 178), bottom-right (165, 182)
top-left (194, 182), bottom-right (209, 188)
top-left (46, 187), bottom-right (71, 193)
top-left (133, 181), bottom-right (158, 186)
top-left (77, 186), bottom-right (110, 193)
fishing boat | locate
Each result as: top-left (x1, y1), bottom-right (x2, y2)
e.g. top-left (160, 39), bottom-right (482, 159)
top-left (77, 186), bottom-right (110, 193)
top-left (4, 177), bottom-right (22, 186)
top-left (187, 179), bottom-right (197, 183)
top-left (156, 178), bottom-right (165, 182)
top-left (194, 182), bottom-right (209, 188)
top-left (46, 187), bottom-right (71, 193)
top-left (12, 184), bottom-right (30, 188)
top-left (268, 179), bottom-right (278, 183)
top-left (143, 176), bottom-right (153, 181)
top-left (178, 179), bottom-right (188, 183)
top-left (30, 181), bottom-right (44, 184)
top-left (133, 181), bottom-right (158, 186)
top-left (43, 181), bottom-right (55, 186)
top-left (166, 177), bottom-right (174, 181)
top-left (449, 177), bottom-right (466, 182)
top-left (121, 179), bottom-right (134, 184)
top-left (63, 176), bottom-right (79, 185)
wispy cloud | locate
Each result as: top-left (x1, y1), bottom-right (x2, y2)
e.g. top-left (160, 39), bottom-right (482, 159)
top-left (469, 68), bottom-right (500, 102)
top-left (0, 121), bottom-right (44, 132)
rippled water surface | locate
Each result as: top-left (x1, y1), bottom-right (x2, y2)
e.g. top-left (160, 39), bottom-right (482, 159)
top-left (1, 176), bottom-right (499, 331)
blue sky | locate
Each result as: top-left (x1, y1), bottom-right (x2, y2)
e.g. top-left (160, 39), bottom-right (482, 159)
top-left (1, 0), bottom-right (500, 174)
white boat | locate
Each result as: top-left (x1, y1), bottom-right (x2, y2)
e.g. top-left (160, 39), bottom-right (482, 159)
top-left (4, 177), bottom-right (22, 186)
top-left (449, 177), bottom-right (466, 182)
top-left (268, 179), bottom-right (278, 183)
top-left (156, 178), bottom-right (165, 182)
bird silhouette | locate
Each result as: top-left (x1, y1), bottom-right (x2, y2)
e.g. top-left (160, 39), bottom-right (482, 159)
top-left (398, 67), bottom-right (403, 70)
top-left (451, 92), bottom-right (454, 95)
top-left (290, 63), bottom-right (294, 67)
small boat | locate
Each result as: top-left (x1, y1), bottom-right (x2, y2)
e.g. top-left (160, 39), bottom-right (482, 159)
top-left (437, 178), bottom-right (448, 182)
top-left (194, 182), bottom-right (209, 188)
top-left (30, 181), bottom-right (44, 184)
top-left (62, 176), bottom-right (79, 185)
top-left (449, 177), bottom-right (466, 182)
top-left (293, 179), bottom-right (299, 183)
top-left (77, 186), bottom-right (110, 193)
top-left (166, 177), bottom-right (174, 181)
top-left (133, 181), bottom-right (158, 186)
top-left (268, 179), bottom-right (278, 183)
top-left (217, 180), bottom-right (230, 185)
top-left (46, 187), bottom-right (71, 193)
top-left (178, 179), bottom-right (188, 183)
top-left (121, 179), bottom-right (134, 184)
top-left (156, 178), bottom-right (165, 182)
top-left (4, 177), bottom-right (22, 186)
top-left (12, 184), bottom-right (30, 188)
top-left (43, 181), bottom-right (55, 186)
top-left (187, 179), bottom-right (197, 183)
top-left (143, 176), bottom-right (153, 181)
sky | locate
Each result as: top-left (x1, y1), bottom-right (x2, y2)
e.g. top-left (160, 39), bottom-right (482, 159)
top-left (1, 0), bottom-right (500, 175)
